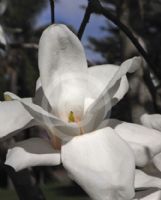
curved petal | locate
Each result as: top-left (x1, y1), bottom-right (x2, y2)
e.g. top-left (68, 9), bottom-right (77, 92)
top-left (5, 138), bottom-right (61, 171)
top-left (140, 114), bottom-right (161, 132)
top-left (88, 64), bottom-right (129, 105)
top-left (113, 119), bottom-right (161, 160)
top-left (129, 142), bottom-right (150, 167)
top-left (36, 77), bottom-right (41, 90)
top-left (83, 57), bottom-right (142, 132)
top-left (153, 152), bottom-right (161, 172)
top-left (33, 78), bottom-right (52, 112)
top-left (98, 120), bottom-right (152, 167)
top-left (141, 191), bottom-right (161, 200)
top-left (61, 127), bottom-right (135, 200)
top-left (135, 169), bottom-right (161, 190)
top-left (4, 92), bottom-right (83, 141)
top-left (99, 119), bottom-right (161, 167)
top-left (38, 24), bottom-right (88, 118)
top-left (0, 100), bottom-right (35, 139)
top-left (134, 191), bottom-right (161, 200)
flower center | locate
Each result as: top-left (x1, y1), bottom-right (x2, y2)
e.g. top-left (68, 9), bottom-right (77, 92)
top-left (68, 111), bottom-right (76, 123)
top-left (68, 111), bottom-right (84, 135)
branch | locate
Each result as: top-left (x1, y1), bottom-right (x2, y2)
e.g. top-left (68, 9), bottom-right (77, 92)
top-left (0, 43), bottom-right (38, 50)
top-left (0, 162), bottom-right (46, 200)
top-left (80, 0), bottom-right (159, 84)
top-left (49, 0), bottom-right (55, 24)
top-left (9, 43), bottom-right (38, 49)
top-left (78, 1), bottom-right (93, 40)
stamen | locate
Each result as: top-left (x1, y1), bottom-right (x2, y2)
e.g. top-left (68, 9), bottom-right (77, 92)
top-left (68, 111), bottom-right (75, 122)
top-left (68, 111), bottom-right (84, 135)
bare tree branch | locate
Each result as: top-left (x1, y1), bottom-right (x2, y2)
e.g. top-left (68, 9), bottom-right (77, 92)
top-left (0, 43), bottom-right (38, 51)
top-left (49, 0), bottom-right (55, 24)
top-left (0, 162), bottom-right (46, 200)
top-left (79, 0), bottom-right (160, 85)
top-left (9, 43), bottom-right (38, 49)
top-left (78, 1), bottom-right (93, 40)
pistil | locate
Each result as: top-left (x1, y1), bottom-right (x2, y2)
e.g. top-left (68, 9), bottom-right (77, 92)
top-left (68, 111), bottom-right (84, 135)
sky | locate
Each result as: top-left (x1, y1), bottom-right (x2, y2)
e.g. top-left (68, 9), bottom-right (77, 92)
top-left (35, 0), bottom-right (109, 63)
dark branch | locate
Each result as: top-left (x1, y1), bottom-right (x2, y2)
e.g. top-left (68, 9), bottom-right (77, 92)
top-left (9, 43), bottom-right (38, 49)
top-left (88, 0), bottom-right (159, 83)
top-left (79, 0), bottom-right (159, 85)
top-left (0, 162), bottom-right (46, 200)
top-left (49, 0), bottom-right (55, 24)
top-left (0, 43), bottom-right (38, 51)
top-left (78, 1), bottom-right (93, 40)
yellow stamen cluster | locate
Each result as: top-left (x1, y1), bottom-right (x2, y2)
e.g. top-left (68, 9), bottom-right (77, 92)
top-left (68, 111), bottom-right (84, 135)
top-left (68, 111), bottom-right (76, 123)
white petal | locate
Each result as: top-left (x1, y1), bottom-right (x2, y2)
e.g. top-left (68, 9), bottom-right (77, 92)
top-left (87, 57), bottom-right (141, 112)
top-left (153, 152), bottom-right (161, 172)
top-left (134, 191), bottom-right (161, 200)
top-left (99, 119), bottom-right (161, 167)
top-left (36, 77), bottom-right (41, 90)
top-left (61, 127), bottom-right (135, 200)
top-left (141, 191), bottom-right (161, 200)
top-left (129, 142), bottom-right (150, 167)
top-left (83, 57), bottom-right (142, 131)
top-left (88, 64), bottom-right (129, 105)
top-left (4, 92), bottom-right (82, 141)
top-left (5, 138), bottom-right (61, 171)
top-left (38, 24), bottom-right (88, 117)
top-left (4, 92), bottom-right (63, 124)
top-left (99, 119), bottom-right (155, 167)
top-left (83, 97), bottom-right (95, 114)
top-left (140, 114), bottom-right (161, 132)
top-left (135, 169), bottom-right (161, 190)
top-left (112, 119), bottom-right (161, 161)
top-left (0, 100), bottom-right (34, 139)
top-left (33, 78), bottom-right (52, 112)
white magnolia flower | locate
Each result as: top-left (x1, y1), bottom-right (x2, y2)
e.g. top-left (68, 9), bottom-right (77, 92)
top-left (1, 24), bottom-right (161, 200)
top-left (134, 190), bottom-right (161, 200)
top-left (140, 113), bottom-right (161, 132)
top-left (140, 113), bottom-right (161, 175)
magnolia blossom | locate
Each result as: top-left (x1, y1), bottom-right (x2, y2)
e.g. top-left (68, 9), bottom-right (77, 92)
top-left (140, 113), bottom-right (161, 176)
top-left (1, 24), bottom-right (161, 200)
top-left (140, 113), bottom-right (161, 132)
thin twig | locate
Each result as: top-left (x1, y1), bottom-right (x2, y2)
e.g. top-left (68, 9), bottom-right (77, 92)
top-left (0, 43), bottom-right (38, 50)
top-left (78, 1), bottom-right (93, 40)
top-left (10, 43), bottom-right (38, 49)
top-left (93, 0), bottom-right (158, 80)
top-left (49, 0), bottom-right (55, 24)
top-left (0, 162), bottom-right (46, 200)
top-left (78, 0), bottom-right (160, 111)
top-left (79, 0), bottom-right (159, 82)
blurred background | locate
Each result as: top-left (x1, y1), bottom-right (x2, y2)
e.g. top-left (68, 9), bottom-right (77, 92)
top-left (0, 0), bottom-right (161, 199)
